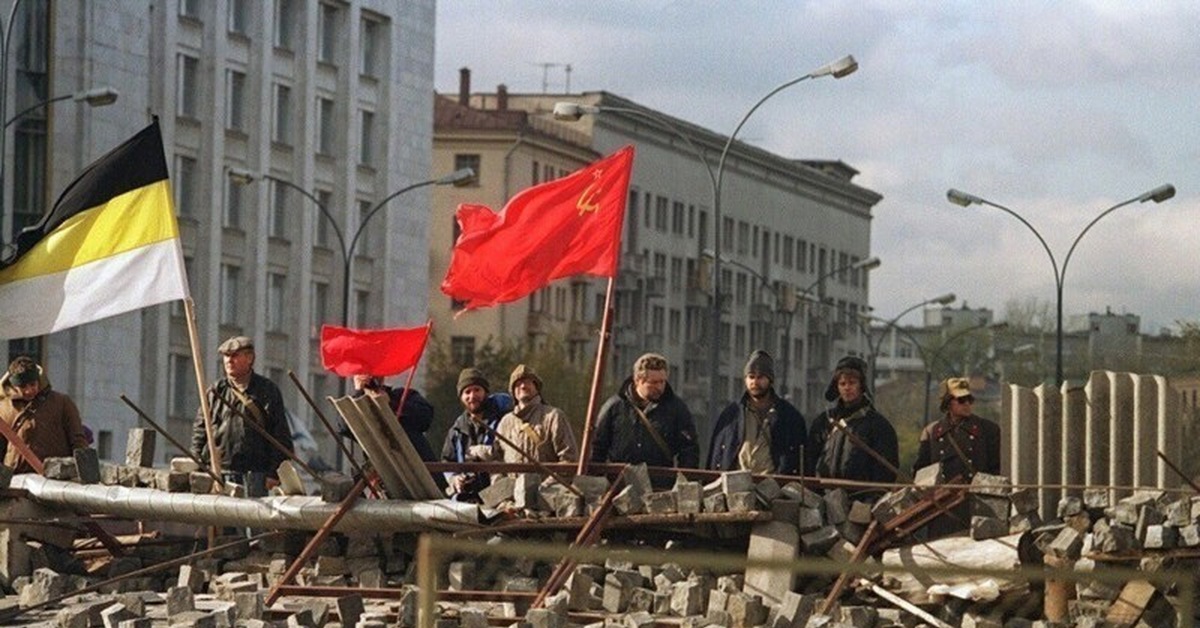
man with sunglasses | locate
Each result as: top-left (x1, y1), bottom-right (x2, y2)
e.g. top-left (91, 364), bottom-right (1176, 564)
top-left (913, 377), bottom-right (1001, 481)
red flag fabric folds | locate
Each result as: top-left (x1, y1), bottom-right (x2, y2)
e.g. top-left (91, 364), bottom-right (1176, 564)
top-left (320, 323), bottom-right (431, 377)
top-left (441, 145), bottom-right (635, 310)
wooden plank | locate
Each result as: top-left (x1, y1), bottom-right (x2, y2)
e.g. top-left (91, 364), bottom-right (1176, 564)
top-left (1106, 580), bottom-right (1157, 627)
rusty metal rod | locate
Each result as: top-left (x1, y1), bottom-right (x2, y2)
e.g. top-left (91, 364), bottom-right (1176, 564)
top-left (1157, 449), bottom-right (1200, 494)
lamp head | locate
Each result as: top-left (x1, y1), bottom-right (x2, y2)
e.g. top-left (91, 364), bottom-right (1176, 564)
top-left (76, 87), bottom-right (119, 107)
top-left (931, 292), bottom-right (957, 306)
top-left (440, 167), bottom-right (476, 187)
top-left (809, 55), bottom-right (858, 79)
top-left (946, 189), bottom-right (983, 207)
top-left (227, 168), bottom-right (256, 185)
top-left (855, 256), bottom-right (882, 271)
top-left (1139, 184), bottom-right (1175, 204)
top-left (552, 102), bottom-right (599, 121)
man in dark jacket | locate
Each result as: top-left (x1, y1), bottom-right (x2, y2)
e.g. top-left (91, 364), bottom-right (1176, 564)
top-left (806, 356), bottom-right (898, 488)
top-left (192, 336), bottom-right (294, 480)
top-left (440, 367), bottom-right (511, 502)
top-left (707, 350), bottom-right (805, 475)
top-left (591, 353), bottom-right (699, 470)
top-left (914, 377), bottom-right (1001, 481)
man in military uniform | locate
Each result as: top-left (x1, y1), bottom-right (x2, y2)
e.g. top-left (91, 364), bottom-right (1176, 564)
top-left (913, 377), bottom-right (1001, 481)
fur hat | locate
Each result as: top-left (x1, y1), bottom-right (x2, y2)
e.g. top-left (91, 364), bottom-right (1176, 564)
top-left (743, 350), bottom-right (775, 381)
top-left (508, 364), bottom-right (543, 394)
top-left (457, 367), bottom-right (490, 395)
top-left (824, 356), bottom-right (869, 402)
top-left (938, 377), bottom-right (972, 411)
top-left (7, 356), bottom-right (41, 387)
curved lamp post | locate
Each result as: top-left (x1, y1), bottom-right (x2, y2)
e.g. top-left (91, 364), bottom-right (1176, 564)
top-left (797, 256), bottom-right (880, 410)
top-left (229, 168), bottom-right (475, 329)
top-left (947, 184), bottom-right (1175, 386)
top-left (555, 54), bottom-right (859, 419)
top-left (865, 292), bottom-right (957, 392)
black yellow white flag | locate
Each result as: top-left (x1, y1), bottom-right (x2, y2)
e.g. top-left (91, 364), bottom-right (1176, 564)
top-left (0, 119), bottom-right (188, 340)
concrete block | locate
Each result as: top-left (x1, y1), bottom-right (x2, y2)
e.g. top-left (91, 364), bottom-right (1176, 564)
top-left (515, 473), bottom-right (548, 511)
top-left (707, 589), bottom-right (729, 615)
top-left (727, 592), bottom-right (766, 628)
top-left (1010, 487), bottom-right (1039, 515)
top-left (643, 491), bottom-right (677, 514)
top-left (822, 490), bottom-right (848, 525)
top-left (165, 586), bottom-right (194, 617)
top-left (527, 608), bottom-right (567, 628)
top-left (1142, 525), bottom-right (1178, 549)
top-left (1179, 524), bottom-right (1200, 547)
top-left (177, 564), bottom-right (206, 594)
top-left (625, 463), bottom-right (652, 495)
top-left (553, 492), bottom-right (583, 518)
top-left (669, 580), bottom-right (705, 617)
top-left (73, 449), bottom-right (101, 484)
top-left (1082, 488), bottom-right (1110, 511)
top-left (755, 477), bottom-right (781, 502)
top-left (705, 493), bottom-right (729, 514)
top-left (613, 485), bottom-right (644, 516)
top-left (728, 491), bottom-right (757, 513)
top-left (1009, 511), bottom-right (1041, 533)
top-left (675, 479), bottom-right (702, 514)
top-left (743, 521), bottom-right (797, 607)
top-left (478, 475), bottom-right (514, 508)
top-left (603, 569), bottom-right (644, 613)
top-left (913, 462), bottom-right (941, 486)
top-left (624, 610), bottom-right (655, 628)
top-left (321, 473), bottom-right (356, 503)
top-left (1046, 527), bottom-right (1083, 559)
top-left (720, 470), bottom-right (754, 495)
top-left (1057, 496), bottom-right (1083, 518)
top-left (124, 429), bottom-right (156, 468)
top-left (847, 500), bottom-right (873, 525)
top-left (42, 457), bottom-right (77, 481)
top-left (189, 472), bottom-right (215, 494)
top-left (627, 587), bottom-right (656, 613)
top-left (796, 507), bottom-right (823, 533)
top-left (776, 591), bottom-right (816, 628)
top-left (971, 516), bottom-right (1009, 540)
top-left (100, 603), bottom-right (136, 628)
top-left (799, 526), bottom-right (840, 556)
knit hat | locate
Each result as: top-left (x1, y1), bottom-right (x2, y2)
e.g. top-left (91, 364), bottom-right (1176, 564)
top-left (824, 355), bottom-right (869, 402)
top-left (457, 367), bottom-right (490, 395)
top-left (743, 350), bottom-right (775, 381)
top-left (508, 363), bottom-right (543, 394)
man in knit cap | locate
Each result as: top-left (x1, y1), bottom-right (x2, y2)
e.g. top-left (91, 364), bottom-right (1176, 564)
top-left (591, 352), bottom-right (699, 469)
top-left (494, 364), bottom-right (578, 463)
top-left (439, 367), bottom-right (512, 501)
top-left (707, 350), bottom-right (805, 475)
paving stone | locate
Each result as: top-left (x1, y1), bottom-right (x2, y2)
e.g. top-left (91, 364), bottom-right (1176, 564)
top-left (1010, 487), bottom-right (1039, 515)
top-left (116, 619), bottom-right (151, 628)
top-left (624, 610), bottom-right (655, 628)
top-left (1082, 488), bottom-right (1110, 511)
top-left (624, 463), bottom-right (652, 495)
top-left (1009, 511), bottom-right (1041, 533)
top-left (675, 479), bottom-right (703, 514)
top-left (846, 500), bottom-right (873, 526)
top-left (73, 448), bottom-right (101, 484)
top-left (123, 428), bottom-right (157, 467)
top-left (720, 470), bottom-right (754, 495)
top-left (971, 494), bottom-right (1010, 521)
top-left (643, 491), bottom-right (677, 514)
top-left (321, 473), bottom-right (356, 503)
top-left (627, 587), bottom-right (656, 613)
top-left (1180, 523), bottom-right (1200, 547)
top-left (603, 569), bottom-right (644, 613)
top-left (670, 580), bottom-right (705, 617)
top-left (913, 462), bottom-right (941, 486)
top-left (727, 491), bottom-right (757, 513)
top-left (838, 605), bottom-right (877, 628)
top-left (1057, 496), bottom-right (1083, 518)
top-left (799, 526), bottom-right (840, 556)
top-left (1163, 498), bottom-right (1190, 527)
top-left (727, 592), bottom-right (766, 628)
top-left (1045, 527), bottom-right (1083, 560)
top-left (796, 506), bottom-right (823, 533)
top-left (971, 516), bottom-right (1009, 540)
top-left (478, 475), bottom-right (514, 508)
top-left (755, 477), bottom-right (781, 502)
top-left (613, 485), bottom-right (645, 516)
top-left (189, 472), bottom-right (215, 494)
top-left (100, 603), bottom-right (136, 628)
top-left (707, 589), bottom-right (729, 615)
top-left (822, 490), bottom-right (848, 525)
top-left (43, 457), bottom-right (78, 481)
top-left (705, 493), bottom-right (729, 514)
top-left (514, 473), bottom-right (549, 511)
top-left (448, 561), bottom-right (474, 590)
top-left (459, 608), bottom-right (489, 628)
top-left (165, 586), bottom-right (194, 617)
top-left (526, 608), bottom-right (567, 628)
top-left (776, 591), bottom-right (817, 628)
top-left (234, 591), bottom-right (263, 620)
top-left (1142, 525), bottom-right (1178, 549)
top-left (285, 608), bottom-right (316, 628)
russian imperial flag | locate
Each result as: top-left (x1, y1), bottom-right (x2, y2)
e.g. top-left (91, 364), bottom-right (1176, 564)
top-left (0, 119), bottom-right (188, 340)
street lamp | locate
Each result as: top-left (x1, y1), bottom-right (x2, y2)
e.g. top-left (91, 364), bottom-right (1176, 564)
top-left (555, 54), bottom-right (858, 421)
top-left (947, 184), bottom-right (1175, 386)
top-left (797, 255), bottom-right (881, 412)
top-left (864, 292), bottom-right (957, 391)
top-left (228, 167), bottom-right (476, 329)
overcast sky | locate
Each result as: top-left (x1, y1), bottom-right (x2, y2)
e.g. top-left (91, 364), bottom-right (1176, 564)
top-left (435, 2), bottom-right (1199, 333)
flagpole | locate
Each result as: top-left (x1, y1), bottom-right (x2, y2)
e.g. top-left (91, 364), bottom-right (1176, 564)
top-left (576, 277), bottom-right (616, 476)
top-left (392, 322), bottom-right (431, 419)
top-left (184, 296), bottom-right (221, 477)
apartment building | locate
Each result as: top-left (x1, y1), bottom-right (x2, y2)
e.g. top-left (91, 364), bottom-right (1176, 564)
top-left (2, 0), bottom-right (435, 464)
top-left (433, 78), bottom-right (882, 425)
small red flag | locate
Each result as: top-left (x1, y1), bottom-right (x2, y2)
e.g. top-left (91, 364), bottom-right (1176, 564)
top-left (441, 145), bottom-right (635, 310)
top-left (320, 323), bottom-right (431, 377)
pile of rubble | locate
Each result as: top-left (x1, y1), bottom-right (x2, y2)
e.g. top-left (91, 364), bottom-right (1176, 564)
top-left (0, 439), bottom-right (1192, 627)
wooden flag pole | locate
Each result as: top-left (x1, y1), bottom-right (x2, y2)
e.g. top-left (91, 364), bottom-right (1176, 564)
top-left (576, 277), bottom-right (616, 475)
top-left (183, 297), bottom-right (221, 477)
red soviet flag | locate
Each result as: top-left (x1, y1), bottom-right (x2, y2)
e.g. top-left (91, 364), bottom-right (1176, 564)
top-left (320, 323), bottom-right (431, 377)
top-left (441, 145), bottom-right (635, 310)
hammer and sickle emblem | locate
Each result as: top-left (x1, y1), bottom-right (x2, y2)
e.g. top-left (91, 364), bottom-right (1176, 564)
top-left (576, 170), bottom-right (604, 216)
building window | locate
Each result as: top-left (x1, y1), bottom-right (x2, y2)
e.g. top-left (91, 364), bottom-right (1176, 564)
top-left (317, 3), bottom-right (339, 64)
top-left (227, 0), bottom-right (248, 34)
top-left (317, 97), bottom-right (335, 155)
top-left (359, 109), bottom-right (375, 165)
top-left (179, 0), bottom-right (201, 19)
top-left (531, 160), bottom-right (540, 185)
top-left (311, 281), bottom-right (329, 337)
top-left (357, 199), bottom-right (374, 256)
top-left (355, 290), bottom-right (370, 328)
top-left (722, 217), bottom-right (734, 253)
top-left (219, 265), bottom-right (240, 325)
top-left (173, 155), bottom-right (197, 217)
top-left (273, 0), bottom-right (294, 49)
top-left (655, 196), bottom-right (668, 231)
top-left (169, 354), bottom-right (198, 419)
top-left (454, 154), bottom-right (480, 185)
top-left (671, 201), bottom-right (685, 235)
top-left (269, 180), bottom-right (289, 239)
top-left (176, 54), bottom-right (199, 118)
top-left (450, 336), bottom-right (476, 367)
top-left (223, 175), bottom-right (242, 228)
top-left (314, 189), bottom-right (333, 247)
top-left (226, 70), bottom-right (246, 131)
top-left (360, 17), bottom-right (381, 77)
top-left (267, 273), bottom-right (286, 332)
top-left (273, 83), bottom-right (292, 144)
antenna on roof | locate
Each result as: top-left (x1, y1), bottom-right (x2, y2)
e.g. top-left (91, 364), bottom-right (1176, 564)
top-left (534, 62), bottom-right (574, 93)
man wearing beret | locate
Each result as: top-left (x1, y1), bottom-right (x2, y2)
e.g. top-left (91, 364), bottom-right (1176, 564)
top-left (0, 356), bottom-right (88, 473)
top-left (592, 352), bottom-right (700, 471)
top-left (708, 350), bottom-right (805, 475)
top-left (439, 367), bottom-right (511, 501)
top-left (191, 336), bottom-right (294, 479)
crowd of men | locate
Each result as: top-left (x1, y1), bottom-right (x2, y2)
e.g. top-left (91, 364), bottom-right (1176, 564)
top-left (0, 335), bottom-right (1001, 523)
